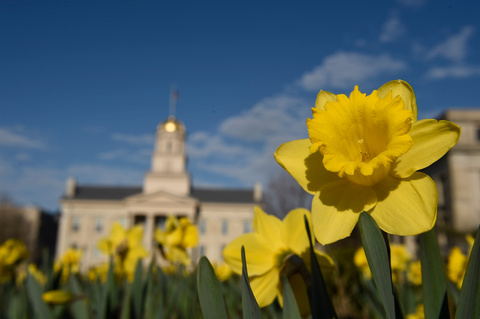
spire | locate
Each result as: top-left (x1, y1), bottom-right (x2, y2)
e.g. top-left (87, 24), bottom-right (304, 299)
top-left (169, 86), bottom-right (179, 118)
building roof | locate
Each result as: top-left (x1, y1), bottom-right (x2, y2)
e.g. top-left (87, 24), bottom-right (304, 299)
top-left (64, 185), bottom-right (255, 203)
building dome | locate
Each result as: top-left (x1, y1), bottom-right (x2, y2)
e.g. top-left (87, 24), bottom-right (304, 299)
top-left (159, 116), bottom-right (185, 133)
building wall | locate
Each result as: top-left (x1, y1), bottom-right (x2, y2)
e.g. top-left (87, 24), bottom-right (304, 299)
top-left (195, 202), bottom-right (254, 262)
top-left (57, 200), bottom-right (128, 271)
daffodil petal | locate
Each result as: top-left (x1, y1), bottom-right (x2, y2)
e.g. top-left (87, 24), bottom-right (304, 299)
top-left (222, 233), bottom-right (275, 276)
top-left (281, 208), bottom-right (312, 255)
top-left (392, 119), bottom-right (461, 178)
top-left (274, 139), bottom-right (339, 194)
top-left (377, 79), bottom-right (418, 120)
top-left (372, 173), bottom-right (437, 235)
top-left (253, 207), bottom-right (283, 249)
top-left (314, 90), bottom-right (337, 110)
top-left (110, 222), bottom-right (126, 247)
top-left (312, 181), bottom-right (377, 245)
top-left (127, 225), bottom-right (144, 248)
top-left (249, 268), bottom-right (280, 308)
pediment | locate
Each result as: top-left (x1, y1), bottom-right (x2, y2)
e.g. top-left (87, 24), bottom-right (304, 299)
top-left (125, 190), bottom-right (197, 207)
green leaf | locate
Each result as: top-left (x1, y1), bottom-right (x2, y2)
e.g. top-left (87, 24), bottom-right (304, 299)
top-left (120, 285), bottom-right (132, 319)
top-left (131, 259), bottom-right (144, 319)
top-left (419, 228), bottom-right (449, 319)
top-left (197, 256), bottom-right (228, 319)
top-left (241, 246), bottom-right (263, 319)
top-left (68, 275), bottom-right (90, 319)
top-left (99, 259), bottom-right (119, 319)
top-left (25, 272), bottom-right (54, 319)
top-left (304, 215), bottom-right (337, 319)
top-left (358, 211), bottom-right (395, 319)
top-left (282, 276), bottom-right (302, 319)
top-left (455, 228), bottom-right (480, 319)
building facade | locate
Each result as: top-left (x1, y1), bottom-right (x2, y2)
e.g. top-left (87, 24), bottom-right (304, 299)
top-left (424, 109), bottom-right (480, 248)
top-left (56, 116), bottom-right (261, 271)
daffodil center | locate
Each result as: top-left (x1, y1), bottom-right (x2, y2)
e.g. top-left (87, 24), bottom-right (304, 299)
top-left (307, 87), bottom-right (413, 186)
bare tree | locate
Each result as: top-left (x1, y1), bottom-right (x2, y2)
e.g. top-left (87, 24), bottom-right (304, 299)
top-left (0, 194), bottom-right (33, 256)
top-left (262, 171), bottom-right (312, 219)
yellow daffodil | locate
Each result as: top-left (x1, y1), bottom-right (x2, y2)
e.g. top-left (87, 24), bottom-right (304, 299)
top-left (354, 244), bottom-right (413, 283)
top-left (212, 262), bottom-right (233, 282)
top-left (275, 80), bottom-right (461, 244)
top-left (97, 222), bottom-right (148, 281)
top-left (406, 304), bottom-right (425, 319)
top-left (154, 216), bottom-right (198, 266)
top-left (54, 247), bottom-right (83, 282)
top-left (407, 260), bottom-right (422, 286)
top-left (0, 239), bottom-right (28, 283)
top-left (353, 247), bottom-right (372, 279)
top-left (42, 290), bottom-right (75, 305)
top-left (447, 234), bottom-right (475, 289)
top-left (223, 207), bottom-right (334, 316)
top-left (0, 239), bottom-right (28, 266)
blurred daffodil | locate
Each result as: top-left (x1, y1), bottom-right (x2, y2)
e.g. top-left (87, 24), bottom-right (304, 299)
top-left (0, 239), bottom-right (28, 283)
top-left (447, 234), bottom-right (474, 289)
top-left (406, 304), bottom-right (424, 319)
top-left (275, 80), bottom-right (461, 244)
top-left (354, 244), bottom-right (413, 284)
top-left (213, 262), bottom-right (233, 282)
top-left (54, 247), bottom-right (83, 282)
top-left (42, 290), bottom-right (75, 305)
top-left (407, 260), bottom-right (422, 286)
top-left (353, 247), bottom-right (371, 279)
top-left (97, 222), bottom-right (148, 281)
top-left (223, 207), bottom-right (334, 317)
top-left (154, 216), bottom-right (198, 266)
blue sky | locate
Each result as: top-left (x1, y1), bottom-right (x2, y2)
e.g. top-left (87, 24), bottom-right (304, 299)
top-left (1, 0), bottom-right (480, 210)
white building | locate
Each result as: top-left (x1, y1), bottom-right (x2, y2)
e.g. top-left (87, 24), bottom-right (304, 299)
top-left (56, 116), bottom-right (262, 270)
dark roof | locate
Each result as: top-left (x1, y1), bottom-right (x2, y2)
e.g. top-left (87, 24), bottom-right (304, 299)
top-left (66, 186), bottom-right (142, 200)
top-left (64, 186), bottom-right (255, 204)
top-left (191, 188), bottom-right (255, 203)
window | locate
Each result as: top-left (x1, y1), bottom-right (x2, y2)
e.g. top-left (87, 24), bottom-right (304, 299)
top-left (93, 246), bottom-right (101, 259)
top-left (117, 217), bottom-right (127, 228)
top-left (72, 216), bottom-right (80, 232)
top-left (222, 220), bottom-right (228, 235)
top-left (155, 216), bottom-right (166, 229)
top-left (95, 217), bottom-right (103, 233)
top-left (199, 219), bottom-right (206, 234)
top-left (220, 244), bottom-right (226, 256)
top-left (134, 215), bottom-right (146, 226)
top-left (243, 220), bottom-right (251, 233)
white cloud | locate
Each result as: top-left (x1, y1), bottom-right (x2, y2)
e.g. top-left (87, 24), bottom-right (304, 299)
top-left (297, 52), bottom-right (406, 91)
top-left (67, 164), bottom-right (144, 185)
top-left (98, 148), bottom-right (151, 164)
top-left (111, 133), bottom-right (154, 145)
top-left (379, 15), bottom-right (406, 43)
top-left (427, 26), bottom-right (475, 62)
top-left (425, 65), bottom-right (480, 79)
top-left (0, 127), bottom-right (45, 149)
top-left (188, 94), bottom-right (312, 186)
top-left (219, 95), bottom-right (309, 141)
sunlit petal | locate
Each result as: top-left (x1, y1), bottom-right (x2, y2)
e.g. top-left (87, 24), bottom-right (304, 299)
top-left (372, 173), bottom-right (437, 235)
top-left (249, 268), bottom-right (280, 308)
top-left (377, 79), bottom-right (418, 120)
top-left (314, 90), bottom-right (337, 110)
top-left (222, 233), bottom-right (275, 276)
top-left (392, 119), bottom-right (461, 178)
